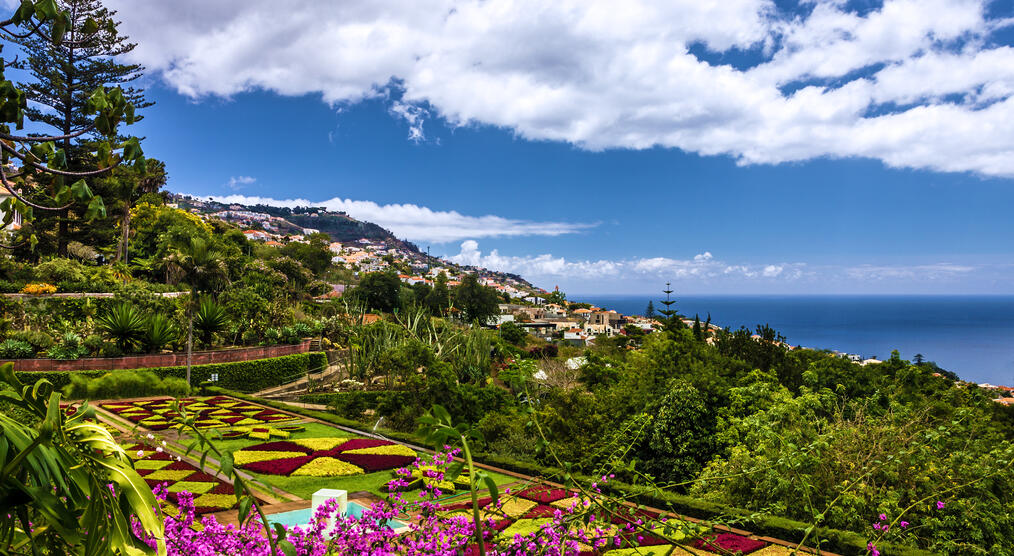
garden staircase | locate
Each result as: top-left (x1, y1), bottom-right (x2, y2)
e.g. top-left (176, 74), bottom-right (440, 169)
top-left (252, 361), bottom-right (342, 400)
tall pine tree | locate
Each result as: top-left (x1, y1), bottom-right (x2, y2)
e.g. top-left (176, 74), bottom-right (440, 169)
top-left (13, 0), bottom-right (152, 256)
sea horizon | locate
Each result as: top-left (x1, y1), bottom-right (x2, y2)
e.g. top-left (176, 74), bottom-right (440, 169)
top-left (569, 293), bottom-right (1014, 387)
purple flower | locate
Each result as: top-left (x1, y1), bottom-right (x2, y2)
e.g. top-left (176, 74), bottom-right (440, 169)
top-left (878, 513), bottom-right (887, 521)
top-left (936, 501), bottom-right (945, 510)
top-left (900, 521), bottom-right (909, 528)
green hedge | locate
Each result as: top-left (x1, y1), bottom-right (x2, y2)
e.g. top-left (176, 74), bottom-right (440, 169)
top-left (217, 386), bottom-right (933, 556)
top-left (13, 352), bottom-right (327, 395)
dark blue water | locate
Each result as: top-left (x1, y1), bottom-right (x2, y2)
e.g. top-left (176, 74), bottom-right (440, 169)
top-left (575, 295), bottom-right (1014, 386)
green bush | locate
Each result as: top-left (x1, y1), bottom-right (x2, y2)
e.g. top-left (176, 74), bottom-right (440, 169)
top-left (34, 258), bottom-right (88, 284)
top-left (0, 339), bottom-right (34, 359)
top-left (9, 330), bottom-right (53, 352)
top-left (64, 371), bottom-right (190, 400)
top-left (46, 332), bottom-right (87, 360)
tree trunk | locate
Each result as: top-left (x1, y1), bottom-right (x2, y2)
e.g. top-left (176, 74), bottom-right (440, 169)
top-left (186, 306), bottom-right (193, 387)
top-left (118, 200), bottom-right (131, 263)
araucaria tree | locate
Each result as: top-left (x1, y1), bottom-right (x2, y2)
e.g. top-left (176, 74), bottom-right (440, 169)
top-left (10, 0), bottom-right (153, 257)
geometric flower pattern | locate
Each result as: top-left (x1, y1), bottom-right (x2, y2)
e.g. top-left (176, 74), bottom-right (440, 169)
top-left (101, 396), bottom-right (299, 431)
top-left (232, 437), bottom-right (417, 477)
top-left (440, 485), bottom-right (777, 555)
top-left (124, 443), bottom-right (240, 515)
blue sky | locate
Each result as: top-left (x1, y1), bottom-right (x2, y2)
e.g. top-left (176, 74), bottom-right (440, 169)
top-left (51, 0), bottom-right (1014, 294)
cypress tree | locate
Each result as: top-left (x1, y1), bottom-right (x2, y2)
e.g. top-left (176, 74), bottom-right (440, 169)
top-left (693, 314), bottom-right (702, 340)
top-left (645, 300), bottom-right (655, 318)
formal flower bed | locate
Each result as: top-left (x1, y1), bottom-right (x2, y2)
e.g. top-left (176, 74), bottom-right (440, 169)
top-left (100, 396), bottom-right (299, 430)
top-left (231, 437), bottom-right (418, 477)
top-left (124, 443), bottom-right (239, 515)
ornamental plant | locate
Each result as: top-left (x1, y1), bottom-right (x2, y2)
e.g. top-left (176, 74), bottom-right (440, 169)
top-left (19, 282), bottom-right (57, 295)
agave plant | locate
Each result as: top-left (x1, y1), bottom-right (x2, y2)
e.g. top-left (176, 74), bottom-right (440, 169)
top-left (193, 297), bottom-right (229, 348)
top-left (95, 302), bottom-right (145, 352)
top-left (0, 363), bottom-right (165, 554)
top-left (142, 313), bottom-right (180, 353)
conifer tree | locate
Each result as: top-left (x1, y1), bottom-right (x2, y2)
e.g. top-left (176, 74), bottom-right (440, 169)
top-left (645, 300), bottom-right (655, 318)
top-left (693, 314), bottom-right (702, 340)
top-left (12, 0), bottom-right (151, 256)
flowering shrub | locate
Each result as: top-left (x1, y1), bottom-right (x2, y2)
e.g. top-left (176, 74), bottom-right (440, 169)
top-left (20, 282), bottom-right (57, 295)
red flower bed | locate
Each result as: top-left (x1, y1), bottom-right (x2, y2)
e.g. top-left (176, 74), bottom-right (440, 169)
top-left (242, 455), bottom-right (315, 475)
top-left (249, 440), bottom-right (312, 453)
top-left (336, 453), bottom-right (416, 473)
top-left (332, 438), bottom-right (392, 452)
top-left (521, 504), bottom-right (561, 519)
top-left (439, 497), bottom-right (493, 512)
top-left (515, 485), bottom-right (574, 503)
top-left (209, 483), bottom-right (235, 495)
top-left (692, 533), bottom-right (768, 554)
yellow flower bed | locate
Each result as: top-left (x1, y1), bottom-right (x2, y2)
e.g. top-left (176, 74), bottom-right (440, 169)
top-left (293, 437), bottom-right (346, 451)
top-left (291, 457), bottom-right (364, 477)
top-left (234, 451), bottom-right (306, 465)
top-left (346, 444), bottom-right (416, 457)
top-left (20, 283), bottom-right (57, 295)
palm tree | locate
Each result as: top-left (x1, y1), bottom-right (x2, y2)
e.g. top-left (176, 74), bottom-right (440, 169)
top-left (167, 237), bottom-right (229, 386)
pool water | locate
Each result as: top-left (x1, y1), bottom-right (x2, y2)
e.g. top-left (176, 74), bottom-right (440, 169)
top-left (267, 502), bottom-right (407, 530)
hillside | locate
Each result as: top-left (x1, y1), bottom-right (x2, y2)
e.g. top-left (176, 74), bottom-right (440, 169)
top-left (170, 193), bottom-right (542, 293)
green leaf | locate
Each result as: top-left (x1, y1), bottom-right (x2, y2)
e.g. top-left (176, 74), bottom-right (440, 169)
top-left (122, 137), bottom-right (141, 161)
top-left (82, 16), bottom-right (99, 35)
top-left (85, 196), bottom-right (105, 220)
top-left (216, 456), bottom-right (235, 485)
top-left (238, 496), bottom-right (254, 525)
top-left (51, 13), bottom-right (67, 43)
top-left (34, 0), bottom-right (59, 20)
top-left (273, 522), bottom-right (288, 541)
top-left (279, 540), bottom-right (297, 556)
top-left (482, 475), bottom-right (499, 506)
top-left (70, 179), bottom-right (92, 201)
top-left (14, 0), bottom-right (34, 23)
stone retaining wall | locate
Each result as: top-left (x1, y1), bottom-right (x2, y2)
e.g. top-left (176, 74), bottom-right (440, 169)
top-left (3, 340), bottom-right (312, 372)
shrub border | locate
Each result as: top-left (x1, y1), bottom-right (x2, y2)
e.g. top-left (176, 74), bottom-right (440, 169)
top-left (14, 352), bottom-right (328, 394)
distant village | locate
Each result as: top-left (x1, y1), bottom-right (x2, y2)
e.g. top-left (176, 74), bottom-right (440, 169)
top-left (174, 195), bottom-right (1014, 405)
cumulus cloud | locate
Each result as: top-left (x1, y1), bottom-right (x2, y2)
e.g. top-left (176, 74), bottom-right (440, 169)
top-left (444, 242), bottom-right (997, 291)
top-left (225, 175), bottom-right (256, 190)
top-left (109, 0), bottom-right (1014, 176)
top-left (202, 194), bottom-right (592, 243)
top-left (447, 241), bottom-right (806, 282)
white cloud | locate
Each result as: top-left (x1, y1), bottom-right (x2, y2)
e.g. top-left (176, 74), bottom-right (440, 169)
top-left (445, 242), bottom-right (997, 291)
top-left (109, 0), bottom-right (1014, 177)
top-left (225, 175), bottom-right (256, 190)
top-left (447, 242), bottom-right (805, 283)
top-left (201, 194), bottom-right (592, 243)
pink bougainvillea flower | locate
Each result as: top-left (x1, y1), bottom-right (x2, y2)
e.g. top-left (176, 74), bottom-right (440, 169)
top-left (936, 501), bottom-right (945, 510)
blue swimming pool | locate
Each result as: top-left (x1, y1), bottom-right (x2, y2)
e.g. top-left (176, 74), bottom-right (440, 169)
top-left (267, 502), bottom-right (407, 530)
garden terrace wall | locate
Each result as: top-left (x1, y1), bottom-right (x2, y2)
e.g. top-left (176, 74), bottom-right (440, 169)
top-left (15, 352), bottom-right (328, 393)
top-left (3, 340), bottom-right (312, 372)
top-left (215, 387), bottom-right (935, 556)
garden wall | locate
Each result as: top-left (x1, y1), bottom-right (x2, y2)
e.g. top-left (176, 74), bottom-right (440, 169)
top-left (13, 352), bottom-right (328, 393)
top-left (2, 340), bottom-right (312, 372)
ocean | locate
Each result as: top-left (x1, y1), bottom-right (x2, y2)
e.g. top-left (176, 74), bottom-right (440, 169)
top-left (572, 295), bottom-right (1014, 386)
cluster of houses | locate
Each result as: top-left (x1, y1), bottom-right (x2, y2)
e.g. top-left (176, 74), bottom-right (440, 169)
top-left (494, 302), bottom-right (666, 346)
